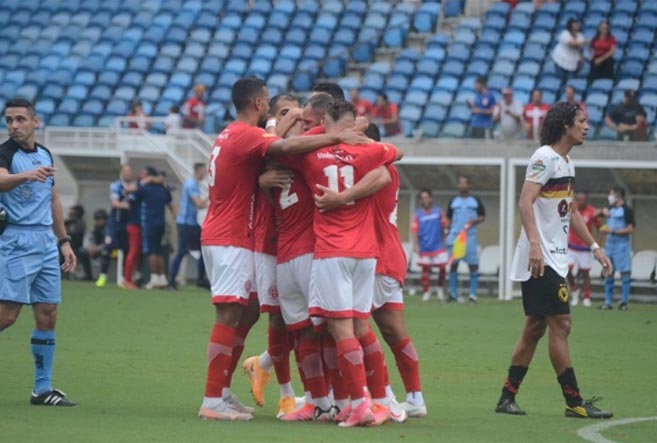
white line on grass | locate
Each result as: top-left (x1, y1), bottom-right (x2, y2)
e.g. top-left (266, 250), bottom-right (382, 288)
top-left (577, 416), bottom-right (657, 443)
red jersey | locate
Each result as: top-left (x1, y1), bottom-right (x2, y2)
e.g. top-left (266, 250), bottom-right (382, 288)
top-left (523, 103), bottom-right (551, 140)
top-left (278, 142), bottom-right (398, 259)
top-left (568, 204), bottom-right (601, 251)
top-left (253, 190), bottom-right (277, 256)
top-left (201, 121), bottom-right (279, 249)
top-left (591, 36), bottom-right (616, 59)
top-left (371, 103), bottom-right (401, 136)
top-left (182, 96), bottom-right (206, 129)
top-left (352, 98), bottom-right (373, 117)
top-left (373, 165), bottom-right (407, 285)
top-left (273, 174), bottom-right (315, 264)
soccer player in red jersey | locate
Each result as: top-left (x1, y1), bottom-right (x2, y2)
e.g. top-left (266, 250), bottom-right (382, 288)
top-left (182, 84), bottom-right (206, 129)
top-left (277, 101), bottom-right (402, 427)
top-left (566, 192), bottom-right (602, 307)
top-left (198, 78), bottom-right (368, 421)
top-left (315, 124), bottom-right (426, 420)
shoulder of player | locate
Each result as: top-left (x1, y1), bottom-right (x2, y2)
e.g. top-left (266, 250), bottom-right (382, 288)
top-left (0, 139), bottom-right (18, 162)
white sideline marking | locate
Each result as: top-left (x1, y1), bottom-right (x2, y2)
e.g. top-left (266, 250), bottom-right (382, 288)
top-left (577, 416), bottom-right (657, 443)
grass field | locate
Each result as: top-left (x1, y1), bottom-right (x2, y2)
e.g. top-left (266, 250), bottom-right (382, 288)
top-left (2, 281), bottom-right (656, 443)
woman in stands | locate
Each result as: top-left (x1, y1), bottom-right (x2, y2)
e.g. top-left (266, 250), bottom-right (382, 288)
top-left (551, 18), bottom-right (586, 84)
top-left (588, 21), bottom-right (616, 83)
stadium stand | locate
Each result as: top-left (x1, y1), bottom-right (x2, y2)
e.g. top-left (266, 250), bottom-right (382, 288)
top-left (0, 0), bottom-right (655, 140)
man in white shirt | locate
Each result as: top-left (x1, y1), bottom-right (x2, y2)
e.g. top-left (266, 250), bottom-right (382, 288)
top-left (495, 102), bottom-right (614, 420)
top-left (494, 88), bottom-right (524, 141)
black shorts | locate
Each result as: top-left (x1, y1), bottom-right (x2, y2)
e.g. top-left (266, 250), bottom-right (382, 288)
top-left (176, 224), bottom-right (201, 254)
top-left (521, 266), bottom-right (571, 317)
top-left (143, 224), bottom-right (165, 256)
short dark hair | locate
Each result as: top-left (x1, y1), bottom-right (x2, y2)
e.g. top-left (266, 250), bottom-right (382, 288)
top-left (540, 102), bottom-right (581, 146)
top-left (269, 93), bottom-right (298, 115)
top-left (459, 175), bottom-right (470, 184)
top-left (306, 93), bottom-right (334, 117)
top-left (326, 100), bottom-right (355, 122)
top-left (312, 82), bottom-right (345, 100)
top-left (611, 185), bottom-right (626, 198)
top-left (144, 166), bottom-right (158, 177)
top-left (193, 162), bottom-right (206, 173)
top-left (170, 105), bottom-right (180, 113)
top-left (93, 208), bottom-right (109, 220)
top-left (566, 18), bottom-right (579, 33)
top-left (5, 97), bottom-right (37, 117)
top-left (71, 205), bottom-right (85, 218)
top-left (232, 77), bottom-right (267, 113)
top-left (565, 85), bottom-right (576, 93)
top-left (419, 188), bottom-right (432, 197)
top-left (364, 123), bottom-right (381, 141)
top-left (475, 76), bottom-right (487, 86)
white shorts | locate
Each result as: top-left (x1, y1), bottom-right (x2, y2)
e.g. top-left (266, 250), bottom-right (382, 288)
top-left (567, 249), bottom-right (593, 271)
top-left (277, 253), bottom-right (313, 331)
top-left (309, 257), bottom-right (376, 319)
top-left (202, 245), bottom-right (254, 305)
top-left (372, 274), bottom-right (404, 311)
top-left (416, 250), bottom-right (448, 267)
top-left (254, 252), bottom-right (279, 313)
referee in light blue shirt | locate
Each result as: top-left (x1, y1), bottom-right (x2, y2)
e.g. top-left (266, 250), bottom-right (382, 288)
top-left (0, 98), bottom-right (78, 406)
top-left (168, 163), bottom-right (208, 289)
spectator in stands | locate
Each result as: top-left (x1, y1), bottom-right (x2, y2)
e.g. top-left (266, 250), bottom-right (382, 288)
top-left (182, 84), bottom-right (206, 129)
top-left (468, 76), bottom-right (496, 139)
top-left (168, 163), bottom-right (209, 290)
top-left (164, 105), bottom-right (182, 134)
top-left (552, 18), bottom-right (586, 83)
top-left (372, 92), bottom-right (401, 136)
top-left (65, 205), bottom-right (90, 281)
top-left (445, 176), bottom-right (485, 303)
top-left (349, 88), bottom-right (372, 117)
top-left (82, 209), bottom-right (110, 281)
top-left (564, 85), bottom-right (587, 116)
top-left (588, 21), bottom-right (616, 82)
top-left (523, 89), bottom-right (551, 143)
top-left (493, 88), bottom-right (525, 140)
top-left (599, 186), bottom-right (635, 311)
top-left (133, 167), bottom-right (175, 290)
top-left (127, 100), bottom-right (152, 131)
top-left (604, 91), bottom-right (647, 141)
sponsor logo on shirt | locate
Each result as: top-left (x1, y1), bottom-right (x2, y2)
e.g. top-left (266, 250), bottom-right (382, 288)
top-left (316, 152), bottom-right (353, 161)
top-left (531, 159), bottom-right (546, 172)
top-left (550, 247), bottom-right (568, 255)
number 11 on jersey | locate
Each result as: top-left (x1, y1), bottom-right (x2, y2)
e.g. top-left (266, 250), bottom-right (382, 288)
top-left (323, 165), bottom-right (354, 198)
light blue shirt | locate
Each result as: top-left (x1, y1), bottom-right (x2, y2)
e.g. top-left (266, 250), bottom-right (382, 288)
top-left (446, 195), bottom-right (485, 244)
top-left (0, 139), bottom-right (54, 227)
top-left (176, 178), bottom-right (201, 226)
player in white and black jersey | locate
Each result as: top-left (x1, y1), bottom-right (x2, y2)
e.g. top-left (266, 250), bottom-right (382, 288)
top-left (495, 102), bottom-right (614, 419)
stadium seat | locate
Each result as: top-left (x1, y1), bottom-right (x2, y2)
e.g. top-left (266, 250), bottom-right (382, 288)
top-left (413, 2), bottom-right (441, 33)
top-left (631, 250), bottom-right (657, 284)
top-left (440, 121), bottom-right (466, 138)
top-left (416, 59), bottom-right (440, 78)
top-left (48, 114), bottom-right (71, 126)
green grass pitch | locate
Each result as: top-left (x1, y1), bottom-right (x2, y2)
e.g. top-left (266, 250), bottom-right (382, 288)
top-left (2, 281), bottom-right (656, 443)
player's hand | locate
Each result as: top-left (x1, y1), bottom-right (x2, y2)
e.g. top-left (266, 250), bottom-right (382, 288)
top-left (528, 241), bottom-right (544, 278)
top-left (599, 225), bottom-right (611, 235)
top-left (314, 184), bottom-right (347, 212)
top-left (353, 116), bottom-right (370, 132)
top-left (594, 248), bottom-right (613, 277)
top-left (339, 129), bottom-right (371, 146)
top-left (258, 169), bottom-right (293, 190)
top-left (60, 242), bottom-right (77, 273)
top-left (24, 166), bottom-right (56, 183)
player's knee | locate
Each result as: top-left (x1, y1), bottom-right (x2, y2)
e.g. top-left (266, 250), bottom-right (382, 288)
top-left (0, 310), bottom-right (20, 329)
top-left (555, 318), bottom-right (571, 337)
top-left (268, 312), bottom-right (285, 330)
top-left (35, 307), bottom-right (57, 330)
top-left (527, 320), bottom-right (547, 342)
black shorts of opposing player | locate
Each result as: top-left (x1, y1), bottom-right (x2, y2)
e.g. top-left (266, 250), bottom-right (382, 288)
top-left (521, 266), bottom-right (570, 317)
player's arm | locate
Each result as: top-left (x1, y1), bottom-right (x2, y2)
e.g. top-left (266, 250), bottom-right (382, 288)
top-left (468, 198), bottom-right (486, 227)
top-left (51, 186), bottom-right (76, 272)
top-left (571, 209), bottom-right (612, 276)
top-left (517, 181), bottom-right (545, 277)
top-left (0, 166), bottom-right (56, 191)
top-left (613, 207), bottom-right (635, 235)
top-left (267, 130), bottom-right (370, 156)
top-left (314, 166), bottom-right (391, 212)
top-left (411, 215), bottom-right (420, 253)
top-left (191, 195), bottom-right (207, 209)
top-left (273, 109), bottom-right (302, 138)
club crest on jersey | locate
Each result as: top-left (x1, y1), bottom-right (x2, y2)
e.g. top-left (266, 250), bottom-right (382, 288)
top-left (531, 160), bottom-right (546, 172)
top-left (557, 199), bottom-right (570, 218)
top-left (16, 184), bottom-right (33, 202)
top-left (558, 285), bottom-right (569, 303)
top-left (268, 285), bottom-right (278, 299)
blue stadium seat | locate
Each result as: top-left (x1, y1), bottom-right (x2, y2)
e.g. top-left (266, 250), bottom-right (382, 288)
top-left (151, 56), bottom-right (174, 74)
top-left (585, 93), bottom-right (609, 109)
top-left (479, 29), bottom-right (501, 47)
top-left (443, 0), bottom-right (463, 18)
top-left (248, 58), bottom-right (273, 78)
top-left (41, 84), bottom-right (65, 100)
top-left (138, 86), bottom-right (161, 103)
top-left (538, 76), bottom-right (561, 93)
top-left (413, 2), bottom-right (441, 33)
top-left (114, 86), bottom-right (136, 102)
top-left (616, 78), bottom-right (640, 92)
top-left (423, 104), bottom-right (448, 123)
top-left (509, 12), bottom-right (531, 32)
top-left (353, 42), bottom-right (375, 63)
top-left (36, 98), bottom-right (57, 115)
top-left (501, 31), bottom-right (525, 48)
top-left (522, 43), bottom-right (547, 63)
top-left (517, 61), bottom-right (540, 77)
top-left (49, 114), bottom-right (71, 126)
top-left (244, 14), bottom-right (266, 30)
top-left (177, 57), bottom-right (199, 74)
top-left (16, 84), bottom-right (39, 101)
top-left (386, 75), bottom-right (409, 93)
top-left (267, 74), bottom-right (289, 92)
top-left (472, 44), bottom-right (495, 62)
top-left (309, 28), bottom-right (332, 46)
top-left (586, 107), bottom-right (604, 126)
top-left (449, 43), bottom-right (471, 62)
top-left (161, 86), bottom-right (185, 102)
top-left (597, 125), bottom-right (618, 141)
top-left (409, 76), bottom-right (434, 93)
top-left (440, 120), bottom-right (466, 138)
top-left (454, 90), bottom-right (475, 106)
top-left (498, 47), bottom-right (520, 63)
top-left (291, 71), bottom-right (315, 92)
top-left (429, 90), bottom-right (454, 107)
top-left (435, 76), bottom-right (459, 93)
top-left (170, 72), bottom-right (192, 89)
top-left (404, 91), bottom-right (429, 108)
top-left (416, 59), bottom-right (440, 77)
top-left (425, 46), bottom-right (446, 63)
top-left (272, 57), bottom-right (297, 75)
top-left (492, 60), bottom-right (515, 77)
top-left (619, 61), bottom-right (644, 80)
top-left (81, 99), bottom-right (104, 116)
top-left (66, 84), bottom-right (88, 100)
top-left (443, 60), bottom-right (465, 77)
top-left (419, 120), bottom-right (441, 137)
top-left (639, 93), bottom-right (657, 109)
top-left (58, 98), bottom-right (80, 114)
top-left (427, 34), bottom-right (450, 49)
top-left (512, 76), bottom-right (535, 93)
top-left (466, 60), bottom-right (490, 77)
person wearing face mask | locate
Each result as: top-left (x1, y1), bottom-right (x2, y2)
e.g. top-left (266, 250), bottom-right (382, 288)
top-left (598, 186), bottom-right (635, 311)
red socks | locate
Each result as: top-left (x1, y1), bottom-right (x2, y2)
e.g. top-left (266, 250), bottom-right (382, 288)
top-left (336, 337), bottom-right (367, 401)
top-left (268, 326), bottom-right (291, 385)
top-left (299, 336), bottom-right (329, 399)
top-left (421, 266), bottom-right (430, 293)
top-left (322, 335), bottom-right (349, 402)
top-left (224, 324), bottom-right (250, 389)
top-left (358, 327), bottom-right (388, 400)
top-left (438, 265), bottom-right (446, 288)
top-left (391, 337), bottom-right (422, 393)
top-left (205, 323), bottom-right (235, 397)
